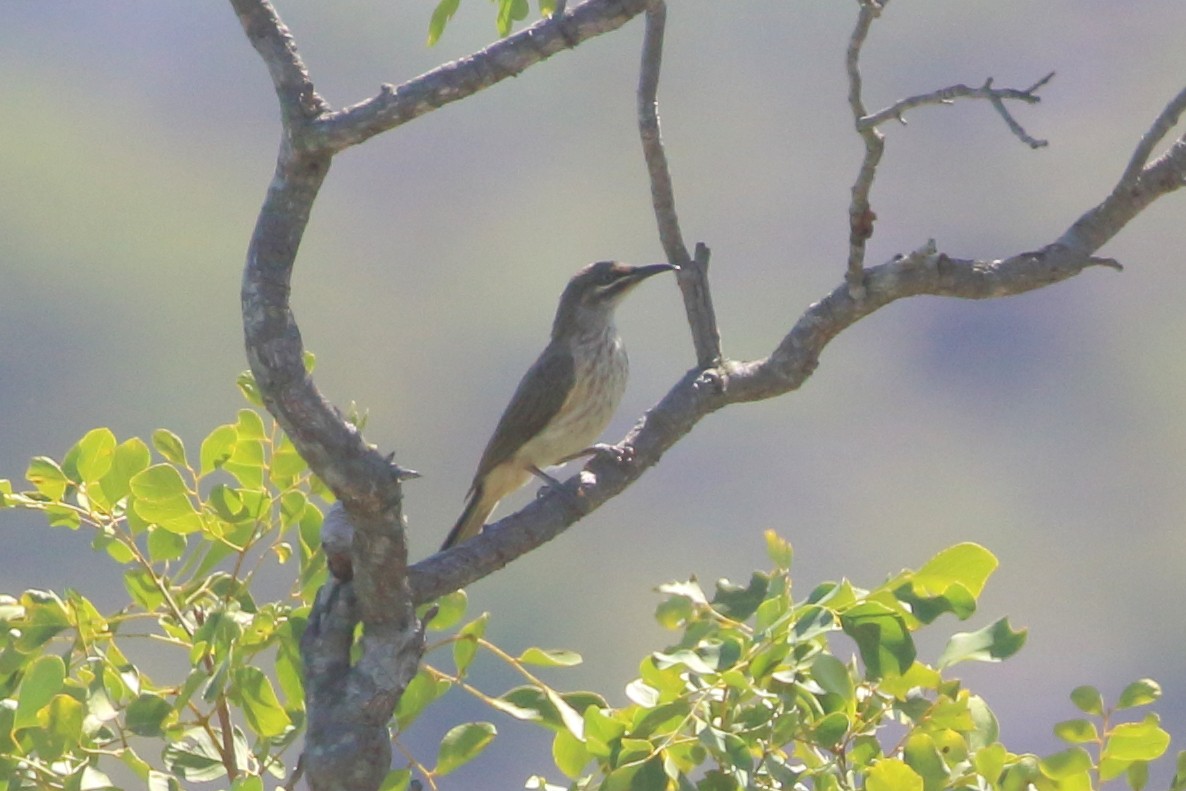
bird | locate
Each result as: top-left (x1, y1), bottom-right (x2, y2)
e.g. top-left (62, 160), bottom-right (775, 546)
top-left (440, 260), bottom-right (676, 551)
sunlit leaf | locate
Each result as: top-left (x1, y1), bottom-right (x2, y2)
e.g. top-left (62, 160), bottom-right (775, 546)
top-left (518, 647), bottom-right (583, 667)
top-left (436, 721), bottom-right (497, 775)
top-left (1103, 716), bottom-right (1171, 762)
top-left (14, 654), bottom-right (65, 730)
top-left (427, 0), bottom-right (461, 46)
top-left (1117, 679), bottom-right (1162, 710)
top-left (937, 618), bottom-right (1026, 668)
top-left (234, 666), bottom-right (292, 738)
top-left (841, 601), bottom-right (915, 678)
top-left (130, 464), bottom-right (202, 534)
top-left (151, 429), bottom-right (188, 468)
top-left (126, 692), bottom-right (173, 737)
top-left (1070, 685), bottom-right (1104, 716)
top-left (1054, 719), bottom-right (1099, 744)
top-left (867, 757), bottom-right (923, 791)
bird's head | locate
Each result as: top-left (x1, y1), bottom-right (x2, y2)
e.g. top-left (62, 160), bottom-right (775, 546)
top-left (552, 260), bottom-right (676, 339)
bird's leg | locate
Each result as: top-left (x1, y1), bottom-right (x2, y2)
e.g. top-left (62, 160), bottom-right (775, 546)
top-left (528, 465), bottom-right (566, 489)
top-left (527, 465), bottom-right (587, 519)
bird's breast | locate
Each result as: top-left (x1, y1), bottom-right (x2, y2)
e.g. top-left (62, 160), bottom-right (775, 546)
top-left (517, 331), bottom-right (628, 467)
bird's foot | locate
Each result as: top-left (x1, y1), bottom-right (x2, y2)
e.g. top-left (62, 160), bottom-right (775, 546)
top-left (557, 442), bottom-right (635, 466)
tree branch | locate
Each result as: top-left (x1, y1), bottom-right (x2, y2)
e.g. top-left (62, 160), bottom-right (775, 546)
top-left (405, 241), bottom-right (1122, 602)
top-left (636, 1), bottom-right (721, 368)
top-left (312, 0), bottom-right (651, 152)
top-left (858, 74), bottom-right (1054, 152)
top-left (229, 1), bottom-right (654, 789)
top-left (845, 0), bottom-right (887, 298)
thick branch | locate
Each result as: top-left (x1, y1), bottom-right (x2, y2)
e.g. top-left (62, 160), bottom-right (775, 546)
top-left (407, 242), bottom-right (1129, 601)
top-left (313, 0), bottom-right (651, 152)
top-left (230, 2), bottom-right (656, 789)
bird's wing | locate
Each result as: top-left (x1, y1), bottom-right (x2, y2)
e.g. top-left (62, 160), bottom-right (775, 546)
top-left (471, 343), bottom-right (575, 483)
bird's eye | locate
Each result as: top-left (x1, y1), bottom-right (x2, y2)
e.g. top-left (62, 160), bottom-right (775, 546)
top-left (595, 269), bottom-right (616, 285)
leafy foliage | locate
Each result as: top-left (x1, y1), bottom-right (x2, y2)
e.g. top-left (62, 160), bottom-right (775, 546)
top-left (0, 374), bottom-right (328, 788)
top-left (2, 390), bottom-right (1183, 791)
top-left (428, 0), bottom-right (559, 45)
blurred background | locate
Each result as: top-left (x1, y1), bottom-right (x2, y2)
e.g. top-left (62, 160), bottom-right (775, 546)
top-left (3, 0), bottom-right (1186, 787)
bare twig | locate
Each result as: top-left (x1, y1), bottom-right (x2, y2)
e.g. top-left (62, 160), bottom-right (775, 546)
top-left (844, 1), bottom-right (886, 298)
top-left (637, 1), bottom-right (722, 367)
top-left (859, 73), bottom-right (1054, 148)
top-left (637, 1), bottom-right (687, 265)
top-left (986, 75), bottom-right (1051, 149)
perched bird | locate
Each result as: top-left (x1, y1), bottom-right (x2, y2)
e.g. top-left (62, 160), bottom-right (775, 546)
top-left (440, 260), bottom-right (676, 551)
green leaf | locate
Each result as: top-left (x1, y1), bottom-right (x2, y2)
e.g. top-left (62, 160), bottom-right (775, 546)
top-left (867, 757), bottom-right (924, 791)
top-left (147, 527), bottom-right (187, 562)
top-left (233, 666), bottom-right (292, 739)
top-left (711, 572), bottom-right (769, 621)
top-left (427, 0), bottom-right (461, 46)
top-left (130, 464), bottom-right (202, 533)
top-left (236, 370), bottom-right (263, 407)
top-left (394, 671), bottom-right (449, 730)
top-left (102, 437), bottom-right (151, 503)
top-left (973, 743), bottom-right (1007, 783)
top-left (937, 617), bottom-right (1026, 668)
top-left (1103, 715), bottom-right (1171, 762)
top-left (811, 653), bottom-right (855, 699)
top-left (379, 768), bottom-right (412, 791)
top-left (1128, 760), bottom-right (1150, 791)
top-left (163, 728), bottom-right (227, 782)
top-left (519, 647), bottom-right (583, 667)
top-left (765, 529), bottom-right (793, 570)
top-left (1039, 747), bottom-right (1093, 779)
top-left (151, 429), bottom-right (188, 467)
top-left (126, 692), bottom-right (173, 737)
top-left (583, 705), bottom-right (626, 757)
top-left (69, 427), bottom-right (118, 486)
top-left (552, 727), bottom-right (589, 780)
top-left (814, 712), bottom-right (849, 747)
top-left (914, 543), bottom-right (997, 597)
top-left (903, 733), bottom-right (949, 791)
top-left (893, 543), bottom-right (997, 624)
top-left (840, 601), bottom-right (915, 678)
top-left (1070, 685), bottom-right (1104, 715)
top-left (1170, 751), bottom-right (1186, 791)
top-left (454, 613), bottom-right (488, 675)
top-left (123, 567), bottom-right (166, 611)
top-left (605, 755), bottom-right (666, 791)
top-left (1054, 719), bottom-right (1100, 744)
top-left (36, 693), bottom-right (84, 761)
top-left (27, 456), bottom-right (70, 500)
top-left (199, 424), bottom-right (237, 476)
top-left (495, 0), bottom-right (528, 36)
top-left (15, 589), bottom-right (71, 651)
top-left (1117, 679), bottom-right (1161, 710)
top-left (423, 590), bottom-right (467, 632)
top-left (14, 654), bottom-right (66, 730)
top-left (436, 721), bottom-right (497, 775)
top-left (230, 776), bottom-right (264, 791)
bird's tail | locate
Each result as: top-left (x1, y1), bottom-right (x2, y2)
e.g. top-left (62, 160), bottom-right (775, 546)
top-left (440, 483), bottom-right (494, 552)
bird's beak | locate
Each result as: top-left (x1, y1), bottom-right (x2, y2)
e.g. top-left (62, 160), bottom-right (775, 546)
top-left (632, 262), bottom-right (679, 279)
